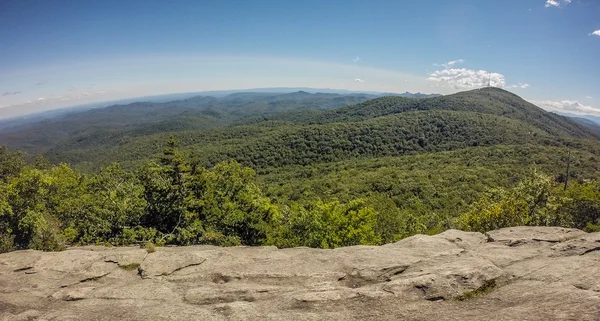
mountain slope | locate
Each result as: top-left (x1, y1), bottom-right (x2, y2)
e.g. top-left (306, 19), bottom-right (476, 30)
top-left (0, 92), bottom-right (376, 156)
top-left (3, 87), bottom-right (599, 172)
top-left (268, 88), bottom-right (600, 140)
top-left (43, 109), bottom-right (551, 169)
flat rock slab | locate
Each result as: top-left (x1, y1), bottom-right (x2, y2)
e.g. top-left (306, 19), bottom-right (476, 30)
top-left (486, 226), bottom-right (586, 245)
top-left (1, 227), bottom-right (600, 320)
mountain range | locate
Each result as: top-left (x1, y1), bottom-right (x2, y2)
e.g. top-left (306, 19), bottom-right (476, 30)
top-left (1, 87), bottom-right (598, 175)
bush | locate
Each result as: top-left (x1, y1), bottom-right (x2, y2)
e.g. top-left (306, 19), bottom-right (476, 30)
top-left (269, 199), bottom-right (381, 248)
top-left (585, 222), bottom-right (600, 232)
top-left (0, 232), bottom-right (15, 253)
top-left (459, 171), bottom-right (599, 233)
top-left (143, 242), bottom-right (156, 253)
top-left (29, 215), bottom-right (66, 252)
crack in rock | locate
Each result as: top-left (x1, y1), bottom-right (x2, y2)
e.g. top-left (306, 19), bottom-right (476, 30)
top-left (80, 272), bottom-right (111, 283)
top-left (154, 259), bottom-right (207, 277)
top-left (60, 273), bottom-right (111, 288)
top-left (13, 266), bottom-right (34, 272)
top-left (580, 247), bottom-right (600, 256)
top-left (531, 238), bottom-right (562, 243)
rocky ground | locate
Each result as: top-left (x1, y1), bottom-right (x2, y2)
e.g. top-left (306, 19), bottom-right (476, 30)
top-left (1, 226), bottom-right (600, 320)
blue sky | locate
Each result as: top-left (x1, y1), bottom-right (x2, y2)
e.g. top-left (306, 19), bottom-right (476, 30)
top-left (0, 0), bottom-right (599, 118)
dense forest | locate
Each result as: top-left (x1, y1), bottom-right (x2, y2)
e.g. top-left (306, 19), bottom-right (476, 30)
top-left (1, 88), bottom-right (600, 253)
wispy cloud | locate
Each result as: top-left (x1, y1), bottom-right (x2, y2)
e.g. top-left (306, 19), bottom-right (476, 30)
top-left (434, 59), bottom-right (465, 69)
top-left (353, 56), bottom-right (360, 62)
top-left (586, 96), bottom-right (593, 99)
top-left (1, 91), bottom-right (22, 96)
top-left (36, 80), bottom-right (47, 86)
top-left (591, 30), bottom-right (600, 36)
top-left (428, 60), bottom-right (505, 89)
top-left (509, 83), bottom-right (530, 89)
top-left (354, 78), bottom-right (365, 83)
top-left (530, 99), bottom-right (600, 116)
top-left (545, 0), bottom-right (571, 8)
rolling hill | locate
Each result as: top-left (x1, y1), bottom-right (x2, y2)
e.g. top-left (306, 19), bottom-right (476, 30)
top-left (0, 91), bottom-right (378, 156)
top-left (14, 87), bottom-right (594, 172)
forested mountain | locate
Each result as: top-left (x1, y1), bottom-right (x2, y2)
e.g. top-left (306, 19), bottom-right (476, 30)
top-left (2, 87), bottom-right (600, 253)
top-left (19, 87), bottom-right (598, 172)
top-left (268, 88), bottom-right (600, 139)
top-left (0, 91), bottom-right (378, 156)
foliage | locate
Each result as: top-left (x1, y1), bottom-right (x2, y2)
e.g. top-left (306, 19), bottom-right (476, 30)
top-left (143, 242), bottom-right (156, 253)
top-left (456, 280), bottom-right (497, 301)
top-left (460, 171), bottom-right (600, 233)
top-left (268, 199), bottom-right (380, 248)
top-left (119, 263), bottom-right (141, 271)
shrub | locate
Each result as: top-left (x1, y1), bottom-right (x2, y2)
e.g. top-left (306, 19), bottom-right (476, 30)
top-left (143, 242), bottom-right (156, 253)
top-left (0, 232), bottom-right (15, 253)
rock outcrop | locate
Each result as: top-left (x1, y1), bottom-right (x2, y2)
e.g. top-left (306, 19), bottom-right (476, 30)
top-left (1, 227), bottom-right (599, 320)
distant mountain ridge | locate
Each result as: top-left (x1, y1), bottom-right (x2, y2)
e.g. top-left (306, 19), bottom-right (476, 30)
top-left (0, 91), bottom-right (383, 155)
top-left (0, 88), bottom-right (441, 123)
top-left (554, 111), bottom-right (600, 127)
top-left (1, 87), bottom-right (599, 172)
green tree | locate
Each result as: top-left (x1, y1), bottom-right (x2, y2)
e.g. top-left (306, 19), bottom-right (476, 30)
top-left (555, 179), bottom-right (600, 230)
top-left (139, 137), bottom-right (190, 234)
top-left (74, 163), bottom-right (147, 244)
top-left (185, 160), bottom-right (281, 246)
top-left (270, 198), bottom-right (380, 248)
top-left (0, 146), bottom-right (25, 182)
top-left (459, 170), bottom-right (567, 232)
top-left (1, 166), bottom-right (66, 251)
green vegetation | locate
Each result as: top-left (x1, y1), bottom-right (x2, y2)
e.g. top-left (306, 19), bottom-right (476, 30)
top-left (456, 280), bottom-right (497, 301)
top-left (1, 88), bottom-right (600, 253)
top-left (2, 140), bottom-right (600, 253)
top-left (0, 144), bottom-right (384, 251)
top-left (459, 170), bottom-right (600, 232)
top-left (119, 263), bottom-right (141, 271)
top-left (143, 242), bottom-right (156, 253)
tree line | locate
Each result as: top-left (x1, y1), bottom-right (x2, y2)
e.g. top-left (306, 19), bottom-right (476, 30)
top-left (1, 141), bottom-right (599, 253)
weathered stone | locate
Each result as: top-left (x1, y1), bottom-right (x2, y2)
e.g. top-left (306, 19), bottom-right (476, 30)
top-left (486, 226), bottom-right (586, 245)
top-left (1, 227), bottom-right (599, 320)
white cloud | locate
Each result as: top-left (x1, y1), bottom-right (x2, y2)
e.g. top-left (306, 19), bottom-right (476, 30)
top-left (591, 30), bottom-right (600, 36)
top-left (354, 78), bottom-right (365, 83)
top-left (434, 59), bottom-right (465, 69)
top-left (529, 99), bottom-right (600, 116)
top-left (509, 83), bottom-right (530, 89)
top-left (0, 89), bottom-right (113, 118)
top-left (428, 67), bottom-right (506, 89)
top-left (446, 59), bottom-right (464, 67)
top-left (353, 56), bottom-right (360, 62)
top-left (586, 96), bottom-right (593, 99)
top-left (545, 0), bottom-right (571, 8)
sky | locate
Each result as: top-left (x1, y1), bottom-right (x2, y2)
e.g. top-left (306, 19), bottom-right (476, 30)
top-left (0, 0), bottom-right (599, 119)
